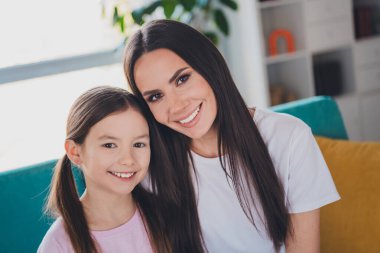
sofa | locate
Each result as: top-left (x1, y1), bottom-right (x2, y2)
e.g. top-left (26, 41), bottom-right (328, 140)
top-left (0, 163), bottom-right (85, 252)
top-left (273, 96), bottom-right (380, 253)
top-left (1, 96), bottom-right (378, 252)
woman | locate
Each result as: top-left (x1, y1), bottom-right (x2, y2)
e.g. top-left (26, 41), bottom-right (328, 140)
top-left (124, 19), bottom-right (340, 253)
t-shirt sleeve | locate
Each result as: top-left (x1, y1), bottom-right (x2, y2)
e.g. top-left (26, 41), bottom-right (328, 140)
top-left (286, 125), bottom-right (340, 213)
top-left (37, 236), bottom-right (64, 253)
top-left (37, 219), bottom-right (71, 253)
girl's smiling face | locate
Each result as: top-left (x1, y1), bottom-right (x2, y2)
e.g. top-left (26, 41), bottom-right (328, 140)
top-left (133, 48), bottom-right (218, 142)
top-left (71, 109), bottom-right (150, 196)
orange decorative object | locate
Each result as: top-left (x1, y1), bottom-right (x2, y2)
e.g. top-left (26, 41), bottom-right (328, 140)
top-left (268, 29), bottom-right (296, 56)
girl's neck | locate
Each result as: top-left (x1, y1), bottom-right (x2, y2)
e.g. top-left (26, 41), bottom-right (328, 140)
top-left (190, 125), bottom-right (220, 158)
top-left (80, 190), bottom-right (136, 231)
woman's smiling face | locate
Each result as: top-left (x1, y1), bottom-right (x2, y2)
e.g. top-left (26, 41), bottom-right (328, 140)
top-left (133, 48), bottom-right (218, 141)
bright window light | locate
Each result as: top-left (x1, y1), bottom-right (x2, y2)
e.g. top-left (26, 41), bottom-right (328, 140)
top-left (0, 0), bottom-right (123, 68)
top-left (0, 64), bottom-right (127, 172)
top-left (0, 0), bottom-right (128, 171)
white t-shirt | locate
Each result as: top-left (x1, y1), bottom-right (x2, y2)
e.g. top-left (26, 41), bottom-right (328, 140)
top-left (192, 108), bottom-right (340, 253)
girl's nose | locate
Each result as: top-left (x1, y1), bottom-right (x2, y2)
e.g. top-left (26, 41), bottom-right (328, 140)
top-left (119, 150), bottom-right (135, 166)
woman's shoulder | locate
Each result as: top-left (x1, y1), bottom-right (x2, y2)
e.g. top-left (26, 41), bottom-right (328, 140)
top-left (38, 218), bottom-right (72, 252)
top-left (251, 107), bottom-right (313, 152)
top-left (253, 107), bottom-right (310, 136)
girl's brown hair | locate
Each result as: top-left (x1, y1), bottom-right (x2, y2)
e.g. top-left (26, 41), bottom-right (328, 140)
top-left (46, 86), bottom-right (184, 253)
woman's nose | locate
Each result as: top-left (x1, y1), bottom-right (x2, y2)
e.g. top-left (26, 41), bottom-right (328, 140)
top-left (168, 93), bottom-right (189, 115)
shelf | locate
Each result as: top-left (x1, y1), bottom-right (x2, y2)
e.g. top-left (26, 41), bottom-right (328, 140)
top-left (259, 0), bottom-right (302, 9)
top-left (312, 48), bottom-right (356, 95)
top-left (267, 57), bottom-right (312, 100)
top-left (353, 0), bottom-right (380, 40)
top-left (261, 3), bottom-right (306, 56)
top-left (355, 34), bottom-right (380, 44)
top-left (255, 0), bottom-right (380, 140)
top-left (266, 51), bottom-right (306, 65)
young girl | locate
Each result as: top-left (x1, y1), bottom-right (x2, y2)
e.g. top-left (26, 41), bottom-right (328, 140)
top-left (38, 86), bottom-right (204, 253)
top-left (124, 19), bottom-right (340, 252)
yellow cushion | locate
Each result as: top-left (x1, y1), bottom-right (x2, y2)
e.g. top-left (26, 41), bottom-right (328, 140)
top-left (315, 136), bottom-right (380, 253)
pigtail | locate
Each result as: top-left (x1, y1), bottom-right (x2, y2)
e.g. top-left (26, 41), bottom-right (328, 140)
top-left (46, 155), bottom-right (98, 253)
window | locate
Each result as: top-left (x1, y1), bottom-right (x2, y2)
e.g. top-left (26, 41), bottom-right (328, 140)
top-left (0, 0), bottom-right (128, 171)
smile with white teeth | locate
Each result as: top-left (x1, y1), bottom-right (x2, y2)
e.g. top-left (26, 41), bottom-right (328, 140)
top-left (109, 171), bottom-right (135, 178)
top-left (179, 105), bottom-right (200, 124)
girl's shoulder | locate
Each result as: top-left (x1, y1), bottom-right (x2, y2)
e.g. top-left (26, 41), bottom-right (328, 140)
top-left (37, 218), bottom-right (72, 253)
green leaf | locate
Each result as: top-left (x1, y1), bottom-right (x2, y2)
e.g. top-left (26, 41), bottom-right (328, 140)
top-left (113, 7), bottom-right (119, 26)
top-left (203, 31), bottom-right (218, 45)
top-left (131, 7), bottom-right (145, 25)
top-left (179, 0), bottom-right (196, 11)
top-left (119, 16), bottom-right (125, 33)
top-left (131, 1), bottom-right (161, 25)
top-left (218, 0), bottom-right (238, 10)
top-left (214, 9), bottom-right (229, 36)
top-left (162, 0), bottom-right (177, 18)
top-left (145, 1), bottom-right (162, 15)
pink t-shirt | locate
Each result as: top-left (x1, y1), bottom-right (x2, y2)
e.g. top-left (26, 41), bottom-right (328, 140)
top-left (38, 210), bottom-right (153, 253)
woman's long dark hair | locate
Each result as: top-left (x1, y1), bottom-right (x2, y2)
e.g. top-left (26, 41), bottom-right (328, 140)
top-left (46, 86), bottom-right (193, 253)
top-left (124, 19), bottom-right (291, 250)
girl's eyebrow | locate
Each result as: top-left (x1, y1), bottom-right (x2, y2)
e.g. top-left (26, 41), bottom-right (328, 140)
top-left (97, 134), bottom-right (149, 140)
top-left (169, 67), bottom-right (189, 83)
top-left (97, 135), bottom-right (119, 141)
top-left (134, 134), bottom-right (150, 140)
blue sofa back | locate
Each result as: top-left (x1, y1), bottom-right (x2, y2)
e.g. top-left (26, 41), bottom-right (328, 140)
top-left (0, 96), bottom-right (347, 252)
top-left (271, 96), bottom-right (348, 139)
top-left (0, 161), bottom-right (85, 252)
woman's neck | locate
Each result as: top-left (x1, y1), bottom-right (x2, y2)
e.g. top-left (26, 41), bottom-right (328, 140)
top-left (80, 189), bottom-right (136, 231)
top-left (190, 126), bottom-right (220, 158)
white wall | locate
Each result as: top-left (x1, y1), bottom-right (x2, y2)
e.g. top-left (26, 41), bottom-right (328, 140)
top-left (222, 0), bottom-right (270, 108)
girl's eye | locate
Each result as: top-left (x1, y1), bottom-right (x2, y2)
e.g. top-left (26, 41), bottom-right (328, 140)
top-left (147, 93), bottom-right (163, 103)
top-left (102, 143), bottom-right (116, 149)
top-left (176, 74), bottom-right (190, 86)
top-left (134, 142), bottom-right (146, 148)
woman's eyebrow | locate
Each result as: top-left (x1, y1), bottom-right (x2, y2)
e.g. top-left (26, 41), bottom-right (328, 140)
top-left (169, 67), bottom-right (189, 83)
top-left (141, 67), bottom-right (189, 97)
top-left (142, 89), bottom-right (160, 97)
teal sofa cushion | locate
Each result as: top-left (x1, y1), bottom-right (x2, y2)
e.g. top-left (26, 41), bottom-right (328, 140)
top-left (271, 96), bottom-right (348, 140)
top-left (0, 160), bottom-right (85, 253)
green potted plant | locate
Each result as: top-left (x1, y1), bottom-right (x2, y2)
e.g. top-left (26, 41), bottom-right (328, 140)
top-left (104, 0), bottom-right (238, 45)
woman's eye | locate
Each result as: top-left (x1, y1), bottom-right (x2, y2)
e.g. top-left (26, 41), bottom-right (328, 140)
top-left (147, 93), bottom-right (163, 103)
top-left (134, 142), bottom-right (146, 148)
top-left (176, 74), bottom-right (190, 86)
top-left (102, 143), bottom-right (116, 149)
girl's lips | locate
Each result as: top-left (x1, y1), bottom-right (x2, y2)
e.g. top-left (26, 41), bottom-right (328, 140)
top-left (108, 171), bottom-right (136, 181)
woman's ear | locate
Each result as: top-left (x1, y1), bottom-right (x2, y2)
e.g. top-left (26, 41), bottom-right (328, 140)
top-left (65, 140), bottom-right (82, 166)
